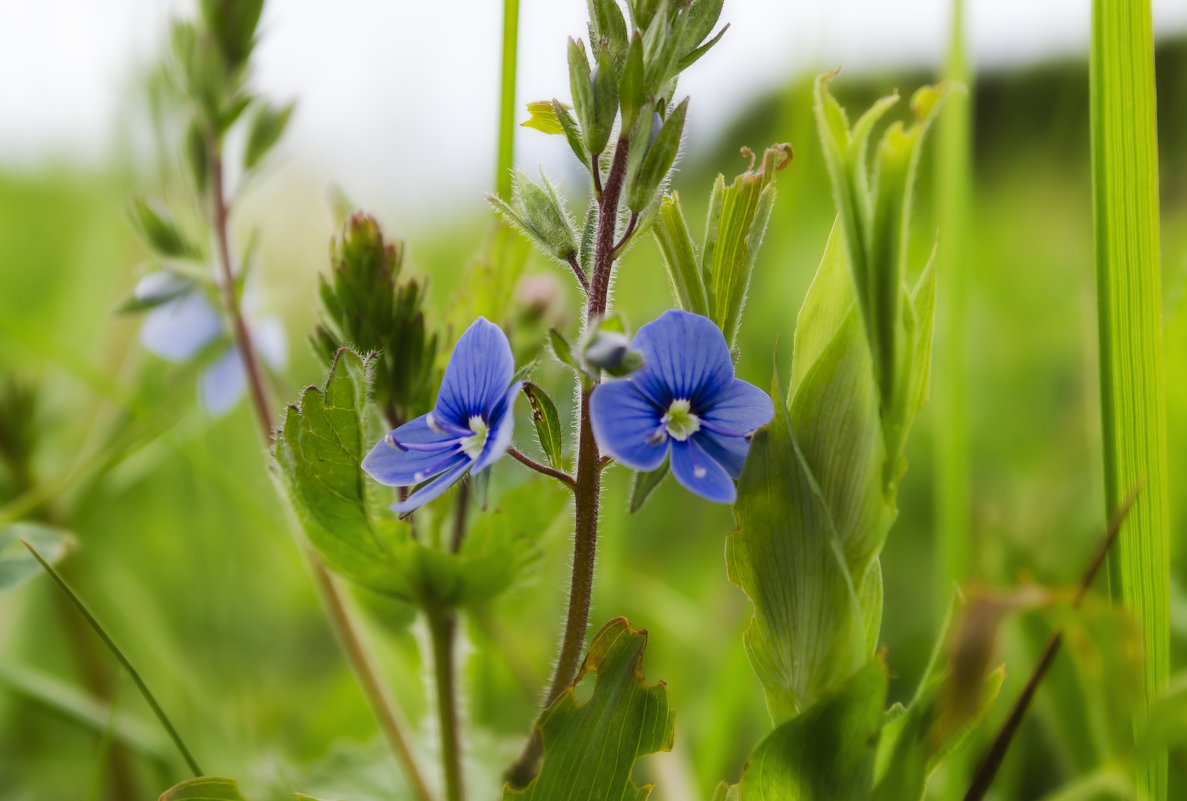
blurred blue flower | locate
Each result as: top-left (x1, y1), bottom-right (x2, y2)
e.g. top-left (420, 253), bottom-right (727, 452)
top-left (362, 317), bottom-right (519, 514)
top-left (590, 310), bottom-right (773, 504)
top-left (136, 272), bottom-right (287, 415)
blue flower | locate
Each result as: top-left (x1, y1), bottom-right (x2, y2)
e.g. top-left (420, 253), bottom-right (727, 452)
top-left (136, 272), bottom-right (287, 415)
top-left (590, 310), bottom-right (773, 504)
top-left (362, 317), bottom-right (519, 514)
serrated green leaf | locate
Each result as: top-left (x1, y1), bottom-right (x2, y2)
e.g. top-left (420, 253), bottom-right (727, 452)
top-left (630, 460), bottom-right (668, 513)
top-left (127, 199), bottom-right (201, 260)
top-left (506, 618), bottom-right (674, 801)
top-left (522, 382), bottom-right (565, 471)
top-left (243, 101), bottom-right (294, 171)
top-left (0, 522), bottom-right (75, 593)
top-left (522, 100), bottom-right (566, 135)
top-left (160, 776), bottom-right (249, 801)
top-left (652, 192), bottom-right (709, 316)
top-left (738, 658), bottom-right (888, 801)
top-left (274, 349), bottom-right (415, 598)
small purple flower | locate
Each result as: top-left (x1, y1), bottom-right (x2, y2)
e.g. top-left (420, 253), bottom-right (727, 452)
top-left (136, 273), bottom-right (286, 415)
top-left (590, 310), bottom-right (773, 504)
top-left (363, 317), bottom-right (519, 514)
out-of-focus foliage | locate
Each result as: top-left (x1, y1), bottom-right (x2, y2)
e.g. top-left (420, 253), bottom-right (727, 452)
top-left (3, 32), bottom-right (1187, 801)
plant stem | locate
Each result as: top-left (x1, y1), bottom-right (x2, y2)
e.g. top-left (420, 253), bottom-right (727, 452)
top-left (934, 0), bottom-right (973, 607)
top-left (506, 135), bottom-right (631, 788)
top-left (209, 151), bottom-right (274, 442)
top-left (508, 446), bottom-right (576, 490)
top-left (22, 541), bottom-right (203, 777)
top-left (208, 140), bottom-right (435, 801)
top-left (428, 609), bottom-right (464, 801)
top-left (1090, 1), bottom-right (1169, 797)
top-left (495, 0), bottom-right (520, 202)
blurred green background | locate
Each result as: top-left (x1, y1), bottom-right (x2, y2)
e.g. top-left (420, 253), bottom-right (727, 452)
top-left (2, 32), bottom-right (1187, 801)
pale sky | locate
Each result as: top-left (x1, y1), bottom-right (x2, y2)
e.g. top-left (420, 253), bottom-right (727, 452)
top-left (1, 0), bottom-right (1185, 221)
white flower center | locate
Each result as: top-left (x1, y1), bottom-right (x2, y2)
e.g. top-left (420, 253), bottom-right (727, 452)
top-left (461, 415), bottom-right (489, 460)
top-left (662, 399), bottom-right (701, 442)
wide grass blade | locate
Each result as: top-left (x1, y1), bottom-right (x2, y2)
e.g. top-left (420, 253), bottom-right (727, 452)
top-left (1089, 0), bottom-right (1170, 798)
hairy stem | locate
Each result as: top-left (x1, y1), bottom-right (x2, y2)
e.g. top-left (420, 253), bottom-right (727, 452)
top-left (209, 142), bottom-right (435, 801)
top-left (508, 446), bottom-right (576, 490)
top-left (506, 135), bottom-right (630, 787)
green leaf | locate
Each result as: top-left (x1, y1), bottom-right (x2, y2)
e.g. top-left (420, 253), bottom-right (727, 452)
top-left (160, 776), bottom-right (249, 801)
top-left (629, 460), bottom-right (668, 513)
top-left (619, 31), bottom-right (645, 133)
top-left (872, 668), bottom-right (1004, 801)
top-left (626, 97), bottom-right (688, 212)
top-left (243, 101), bottom-right (294, 171)
top-left (651, 192), bottom-right (709, 316)
top-left (592, 0), bottom-right (629, 60)
top-left (1091, 1), bottom-right (1170, 797)
top-left (590, 44), bottom-right (621, 159)
top-left (199, 0), bottom-right (263, 71)
top-left (522, 100), bottom-right (566, 135)
top-left (274, 349), bottom-right (415, 598)
top-left (0, 522), bottom-right (75, 593)
top-left (506, 618), bottom-right (674, 801)
top-left (738, 658), bottom-right (888, 801)
top-left (553, 99), bottom-right (589, 167)
top-left (185, 117), bottom-right (209, 194)
top-left (127, 199), bottom-right (201, 260)
top-left (522, 382), bottom-right (565, 471)
top-left (568, 38), bottom-right (597, 156)
top-left (549, 328), bottom-right (576, 368)
top-left (727, 379), bottom-right (868, 720)
top-left (706, 145), bottom-right (789, 346)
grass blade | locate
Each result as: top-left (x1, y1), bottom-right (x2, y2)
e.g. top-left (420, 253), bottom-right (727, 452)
top-left (1090, 1), bottom-right (1170, 798)
top-left (21, 540), bottom-right (204, 778)
top-left (934, 0), bottom-right (973, 602)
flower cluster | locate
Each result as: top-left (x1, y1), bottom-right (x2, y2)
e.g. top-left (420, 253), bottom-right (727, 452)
top-left (363, 309), bottom-right (771, 509)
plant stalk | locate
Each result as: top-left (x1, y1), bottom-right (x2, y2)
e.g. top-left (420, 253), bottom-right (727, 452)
top-left (1089, 0), bottom-right (1169, 797)
top-left (428, 609), bottom-right (465, 801)
top-left (505, 134), bottom-right (631, 787)
top-left (208, 140), bottom-right (436, 801)
top-left (496, 0), bottom-right (520, 202)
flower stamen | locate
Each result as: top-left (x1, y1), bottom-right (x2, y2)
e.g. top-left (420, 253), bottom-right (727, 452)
top-left (461, 414), bottom-right (489, 460)
top-left (662, 399), bottom-right (701, 442)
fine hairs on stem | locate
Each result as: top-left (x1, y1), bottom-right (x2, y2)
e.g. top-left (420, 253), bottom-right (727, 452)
top-left (206, 135), bottom-right (436, 801)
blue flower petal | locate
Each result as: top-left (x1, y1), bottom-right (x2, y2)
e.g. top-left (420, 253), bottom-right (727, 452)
top-left (435, 317), bottom-right (514, 427)
top-left (252, 315), bottom-right (288, 369)
top-left (630, 310), bottom-right (734, 408)
top-left (199, 347), bottom-right (247, 415)
top-left (362, 413), bottom-right (465, 486)
top-left (701, 379), bottom-right (774, 436)
top-left (140, 291), bottom-right (223, 362)
top-left (694, 430), bottom-right (751, 479)
top-left (670, 437), bottom-right (736, 504)
top-left (472, 382), bottom-right (520, 475)
top-left (590, 380), bottom-right (668, 472)
top-left (392, 458), bottom-right (472, 514)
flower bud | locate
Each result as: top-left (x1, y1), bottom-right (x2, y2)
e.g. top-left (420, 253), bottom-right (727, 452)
top-left (583, 330), bottom-right (643, 377)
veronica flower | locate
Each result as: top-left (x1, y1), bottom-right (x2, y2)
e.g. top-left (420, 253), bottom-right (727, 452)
top-left (590, 310), bottom-right (773, 504)
top-left (136, 272), bottom-right (287, 415)
top-left (362, 317), bottom-right (519, 514)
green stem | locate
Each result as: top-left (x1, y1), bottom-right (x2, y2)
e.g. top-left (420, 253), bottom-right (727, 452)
top-left (22, 541), bottom-right (204, 777)
top-left (1090, 1), bottom-right (1169, 798)
top-left (496, 0), bottom-right (520, 201)
top-left (209, 141), bottom-right (436, 801)
top-left (934, 0), bottom-right (973, 603)
top-left (428, 610), bottom-right (464, 801)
